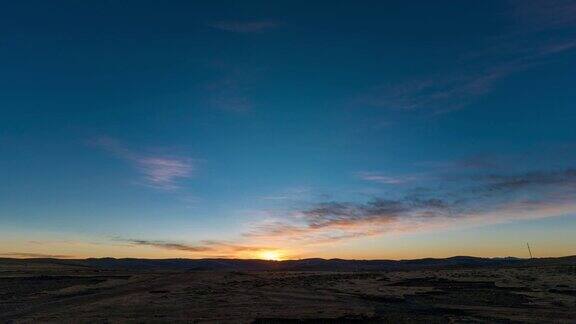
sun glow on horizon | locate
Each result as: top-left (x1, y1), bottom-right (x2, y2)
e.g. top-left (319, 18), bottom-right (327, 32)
top-left (258, 250), bottom-right (283, 261)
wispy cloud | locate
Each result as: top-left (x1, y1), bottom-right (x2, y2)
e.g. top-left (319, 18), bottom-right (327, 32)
top-left (111, 163), bottom-right (576, 256)
top-left (0, 252), bottom-right (73, 258)
top-left (127, 240), bottom-right (212, 252)
top-left (121, 238), bottom-right (271, 257)
top-left (362, 65), bottom-right (521, 114)
top-left (245, 165), bottom-right (576, 246)
top-left (91, 136), bottom-right (194, 190)
top-left (361, 0), bottom-right (576, 114)
top-left (479, 169), bottom-right (576, 192)
top-left (136, 157), bottom-right (193, 190)
top-left (245, 197), bottom-right (450, 245)
top-left (108, 145), bottom-right (576, 256)
top-left (355, 171), bottom-right (419, 184)
top-left (209, 20), bottom-right (280, 33)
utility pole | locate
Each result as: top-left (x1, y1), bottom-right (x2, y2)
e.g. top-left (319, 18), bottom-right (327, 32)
top-left (526, 242), bottom-right (533, 259)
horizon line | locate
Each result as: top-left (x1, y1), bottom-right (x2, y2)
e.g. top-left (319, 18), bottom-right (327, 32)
top-left (3, 254), bottom-right (575, 261)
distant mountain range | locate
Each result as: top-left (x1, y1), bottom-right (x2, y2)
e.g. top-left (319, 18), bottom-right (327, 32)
top-left (2, 255), bottom-right (575, 271)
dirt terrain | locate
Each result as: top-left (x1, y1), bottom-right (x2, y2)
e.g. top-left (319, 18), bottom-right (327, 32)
top-left (1, 259), bottom-right (575, 323)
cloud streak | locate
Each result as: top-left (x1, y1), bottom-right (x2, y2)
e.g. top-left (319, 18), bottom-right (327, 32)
top-left (91, 136), bottom-right (194, 190)
top-left (122, 239), bottom-right (270, 256)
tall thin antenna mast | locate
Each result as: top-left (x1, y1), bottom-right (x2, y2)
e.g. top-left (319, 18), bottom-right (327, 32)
top-left (526, 242), bottom-right (533, 259)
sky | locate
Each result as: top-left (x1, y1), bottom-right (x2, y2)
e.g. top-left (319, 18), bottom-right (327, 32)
top-left (1, 0), bottom-right (576, 260)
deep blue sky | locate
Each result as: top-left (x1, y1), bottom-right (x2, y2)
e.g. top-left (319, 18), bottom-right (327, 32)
top-left (1, 0), bottom-right (575, 259)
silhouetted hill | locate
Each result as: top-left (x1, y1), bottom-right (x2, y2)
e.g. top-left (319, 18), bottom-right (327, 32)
top-left (2, 255), bottom-right (575, 271)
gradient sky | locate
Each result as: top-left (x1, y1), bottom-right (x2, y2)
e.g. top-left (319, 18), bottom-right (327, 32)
top-left (1, 0), bottom-right (576, 260)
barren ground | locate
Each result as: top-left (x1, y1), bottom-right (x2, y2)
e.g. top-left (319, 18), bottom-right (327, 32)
top-left (1, 261), bottom-right (575, 323)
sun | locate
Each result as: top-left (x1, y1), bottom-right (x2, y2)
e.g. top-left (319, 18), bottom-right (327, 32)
top-left (258, 250), bottom-right (283, 261)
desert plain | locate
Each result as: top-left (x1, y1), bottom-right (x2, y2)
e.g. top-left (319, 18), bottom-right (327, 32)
top-left (1, 257), bottom-right (575, 323)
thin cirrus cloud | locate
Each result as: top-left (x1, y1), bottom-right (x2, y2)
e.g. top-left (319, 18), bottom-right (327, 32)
top-left (361, 0), bottom-right (576, 114)
top-left (91, 136), bottom-right (194, 190)
top-left (208, 20), bottom-right (280, 33)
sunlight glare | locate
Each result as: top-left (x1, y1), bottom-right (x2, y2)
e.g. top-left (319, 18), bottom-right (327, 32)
top-left (258, 250), bottom-right (283, 261)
